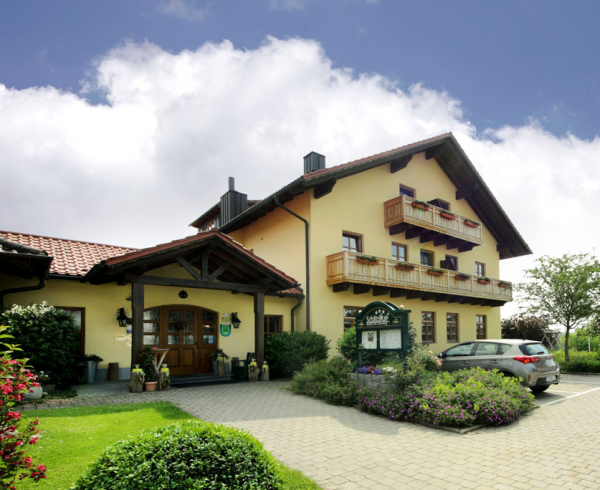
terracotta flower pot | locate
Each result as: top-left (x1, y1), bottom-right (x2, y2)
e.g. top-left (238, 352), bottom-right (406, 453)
top-left (144, 381), bottom-right (158, 392)
top-left (357, 258), bottom-right (379, 265)
top-left (454, 275), bottom-right (470, 281)
top-left (464, 220), bottom-right (479, 228)
top-left (477, 279), bottom-right (491, 285)
top-left (395, 264), bottom-right (415, 271)
top-left (411, 202), bottom-right (429, 211)
top-left (427, 270), bottom-right (444, 277)
top-left (440, 212), bottom-right (456, 220)
top-left (498, 283), bottom-right (511, 288)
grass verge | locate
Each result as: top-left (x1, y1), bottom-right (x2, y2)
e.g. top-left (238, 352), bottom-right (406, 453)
top-left (20, 402), bottom-right (320, 489)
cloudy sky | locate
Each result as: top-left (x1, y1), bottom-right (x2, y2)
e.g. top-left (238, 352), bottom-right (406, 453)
top-left (1, 1), bottom-right (599, 316)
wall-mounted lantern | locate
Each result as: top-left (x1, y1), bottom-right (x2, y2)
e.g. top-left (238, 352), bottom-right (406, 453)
top-left (116, 308), bottom-right (132, 327)
top-left (231, 312), bottom-right (241, 329)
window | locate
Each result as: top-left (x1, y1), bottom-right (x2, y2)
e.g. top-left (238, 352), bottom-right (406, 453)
top-left (474, 342), bottom-right (499, 356)
top-left (428, 198), bottom-right (450, 211)
top-left (264, 316), bottom-right (282, 340)
top-left (445, 342), bottom-right (475, 357)
top-left (143, 308), bottom-right (161, 346)
top-left (475, 262), bottom-right (486, 277)
top-left (342, 232), bottom-right (362, 253)
top-left (420, 250), bottom-right (434, 267)
top-left (421, 312), bottom-right (435, 342)
top-left (57, 307), bottom-right (85, 356)
top-left (476, 315), bottom-right (486, 339)
top-left (446, 313), bottom-right (458, 342)
top-left (343, 306), bottom-right (362, 332)
top-left (392, 242), bottom-right (407, 262)
top-left (399, 185), bottom-right (415, 198)
top-left (443, 255), bottom-right (458, 271)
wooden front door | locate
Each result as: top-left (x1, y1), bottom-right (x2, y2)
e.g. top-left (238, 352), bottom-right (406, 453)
top-left (142, 306), bottom-right (218, 375)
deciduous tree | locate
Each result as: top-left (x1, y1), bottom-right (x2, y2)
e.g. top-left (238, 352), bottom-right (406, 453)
top-left (518, 254), bottom-right (600, 362)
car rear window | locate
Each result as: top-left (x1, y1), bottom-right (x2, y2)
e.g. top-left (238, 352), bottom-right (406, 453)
top-left (520, 343), bottom-right (550, 355)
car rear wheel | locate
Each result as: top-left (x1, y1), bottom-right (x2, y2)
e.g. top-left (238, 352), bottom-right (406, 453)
top-left (531, 385), bottom-right (550, 393)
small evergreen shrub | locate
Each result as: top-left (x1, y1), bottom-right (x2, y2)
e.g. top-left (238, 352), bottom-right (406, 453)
top-left (2, 302), bottom-right (77, 387)
top-left (265, 331), bottom-right (329, 378)
top-left (336, 326), bottom-right (389, 366)
top-left (73, 420), bottom-right (282, 490)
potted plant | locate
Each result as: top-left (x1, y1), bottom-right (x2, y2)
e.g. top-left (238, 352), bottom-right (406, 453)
top-left (464, 219), bottom-right (479, 228)
top-left (498, 281), bottom-right (512, 289)
top-left (454, 273), bottom-right (470, 281)
top-left (211, 349), bottom-right (229, 374)
top-left (139, 346), bottom-right (157, 391)
top-left (84, 354), bottom-right (103, 384)
top-left (395, 263), bottom-right (415, 271)
top-left (477, 277), bottom-right (491, 285)
top-left (357, 255), bottom-right (379, 265)
top-left (439, 210), bottom-right (456, 220)
top-left (411, 200), bottom-right (430, 211)
top-left (129, 364), bottom-right (145, 394)
top-left (427, 268), bottom-right (446, 277)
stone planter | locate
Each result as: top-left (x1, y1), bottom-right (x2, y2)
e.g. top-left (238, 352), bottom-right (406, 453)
top-left (216, 358), bottom-right (225, 375)
top-left (347, 373), bottom-right (390, 388)
top-left (24, 386), bottom-right (43, 401)
top-left (248, 364), bottom-right (259, 382)
top-left (129, 369), bottom-right (145, 394)
top-left (261, 364), bottom-right (270, 382)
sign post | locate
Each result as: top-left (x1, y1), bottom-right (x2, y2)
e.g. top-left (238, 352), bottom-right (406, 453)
top-left (354, 301), bottom-right (410, 368)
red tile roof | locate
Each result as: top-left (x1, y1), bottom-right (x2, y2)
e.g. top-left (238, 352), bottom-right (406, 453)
top-left (0, 231), bottom-right (136, 277)
top-left (302, 133), bottom-right (452, 180)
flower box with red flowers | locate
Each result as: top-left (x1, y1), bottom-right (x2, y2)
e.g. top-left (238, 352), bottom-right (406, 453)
top-left (395, 263), bottom-right (416, 271)
top-left (427, 269), bottom-right (445, 277)
top-left (477, 277), bottom-right (491, 285)
top-left (498, 282), bottom-right (512, 289)
top-left (357, 256), bottom-right (379, 265)
top-left (439, 211), bottom-right (456, 220)
top-left (464, 219), bottom-right (479, 228)
top-left (454, 273), bottom-right (470, 281)
top-left (411, 200), bottom-right (430, 211)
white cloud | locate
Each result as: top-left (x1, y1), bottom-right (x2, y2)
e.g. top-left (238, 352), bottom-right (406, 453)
top-left (1, 35), bottom-right (599, 320)
top-left (157, 0), bottom-right (208, 21)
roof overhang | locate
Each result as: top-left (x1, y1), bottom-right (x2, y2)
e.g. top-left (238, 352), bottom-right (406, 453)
top-left (220, 134), bottom-right (532, 259)
top-left (85, 231), bottom-right (302, 295)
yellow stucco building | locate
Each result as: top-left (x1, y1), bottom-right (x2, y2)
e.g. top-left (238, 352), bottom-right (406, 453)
top-left (0, 133), bottom-right (530, 381)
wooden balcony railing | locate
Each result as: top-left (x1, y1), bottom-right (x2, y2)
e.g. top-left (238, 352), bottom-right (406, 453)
top-left (326, 251), bottom-right (512, 303)
top-left (384, 195), bottom-right (482, 245)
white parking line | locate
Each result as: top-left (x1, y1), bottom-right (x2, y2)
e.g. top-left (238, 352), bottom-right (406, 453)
top-left (549, 390), bottom-right (585, 394)
top-left (540, 386), bottom-right (600, 407)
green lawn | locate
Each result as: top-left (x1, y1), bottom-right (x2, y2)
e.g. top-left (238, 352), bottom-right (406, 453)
top-left (20, 402), bottom-right (320, 490)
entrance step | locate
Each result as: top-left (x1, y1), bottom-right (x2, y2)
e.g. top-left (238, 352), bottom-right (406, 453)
top-left (171, 374), bottom-right (236, 386)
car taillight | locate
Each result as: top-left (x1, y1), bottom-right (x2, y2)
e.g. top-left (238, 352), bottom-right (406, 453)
top-left (513, 356), bottom-right (540, 364)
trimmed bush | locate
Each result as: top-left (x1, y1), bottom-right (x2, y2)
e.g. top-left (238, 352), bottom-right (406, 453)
top-left (554, 350), bottom-right (600, 373)
top-left (1, 302), bottom-right (77, 387)
top-left (265, 331), bottom-right (329, 378)
top-left (73, 420), bottom-right (282, 490)
top-left (336, 326), bottom-right (389, 366)
top-left (289, 357), bottom-right (358, 405)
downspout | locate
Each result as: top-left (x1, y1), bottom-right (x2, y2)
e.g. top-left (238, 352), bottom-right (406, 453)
top-left (290, 296), bottom-right (302, 332)
top-left (274, 196), bottom-right (310, 331)
top-left (0, 273), bottom-right (48, 310)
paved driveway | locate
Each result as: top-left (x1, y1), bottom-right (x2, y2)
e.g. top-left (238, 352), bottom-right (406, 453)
top-left (27, 375), bottom-right (600, 490)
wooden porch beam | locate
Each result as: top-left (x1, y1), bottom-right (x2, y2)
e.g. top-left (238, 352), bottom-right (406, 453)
top-left (458, 242), bottom-right (476, 253)
top-left (425, 143), bottom-right (446, 161)
top-left (390, 154), bottom-right (413, 173)
top-left (420, 230), bottom-right (437, 244)
top-left (124, 274), bottom-right (270, 294)
top-left (354, 284), bottom-right (372, 295)
top-left (446, 238), bottom-right (461, 250)
top-left (421, 292), bottom-right (438, 301)
top-left (434, 235), bottom-right (450, 247)
top-left (405, 227), bottom-right (423, 240)
top-left (406, 290), bottom-right (422, 299)
top-left (130, 282), bottom-right (144, 369)
top-left (390, 288), bottom-right (407, 298)
top-left (207, 262), bottom-right (231, 281)
top-left (176, 256), bottom-right (202, 281)
top-left (254, 292), bottom-right (265, 367)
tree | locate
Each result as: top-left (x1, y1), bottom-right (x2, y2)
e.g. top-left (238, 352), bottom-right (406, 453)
top-left (518, 254), bottom-right (600, 362)
top-left (1, 303), bottom-right (78, 387)
top-left (501, 315), bottom-right (550, 343)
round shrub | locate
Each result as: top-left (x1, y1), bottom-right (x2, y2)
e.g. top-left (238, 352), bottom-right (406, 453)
top-left (265, 330), bottom-right (329, 378)
top-left (336, 326), bottom-right (388, 366)
top-left (73, 420), bottom-right (282, 490)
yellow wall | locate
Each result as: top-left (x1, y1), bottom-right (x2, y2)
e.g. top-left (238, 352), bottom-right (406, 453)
top-left (307, 152), bottom-right (502, 352)
top-left (1, 265), bottom-right (297, 374)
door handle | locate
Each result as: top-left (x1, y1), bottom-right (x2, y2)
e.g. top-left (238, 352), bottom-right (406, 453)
top-left (460, 361), bottom-right (469, 365)
top-left (194, 341), bottom-right (199, 348)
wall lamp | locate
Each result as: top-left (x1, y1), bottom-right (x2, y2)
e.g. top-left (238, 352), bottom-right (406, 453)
top-left (231, 312), bottom-right (242, 329)
top-left (116, 308), bottom-right (132, 327)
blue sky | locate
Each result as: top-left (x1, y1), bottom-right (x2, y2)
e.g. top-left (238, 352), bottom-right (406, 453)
top-left (2, 0), bottom-right (599, 138)
top-left (1, 0), bottom-right (600, 312)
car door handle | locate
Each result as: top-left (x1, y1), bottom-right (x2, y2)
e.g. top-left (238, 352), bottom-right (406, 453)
top-left (490, 360), bottom-right (499, 364)
top-left (460, 361), bottom-right (469, 365)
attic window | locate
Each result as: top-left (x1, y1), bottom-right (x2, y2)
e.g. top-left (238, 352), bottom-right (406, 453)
top-left (428, 198), bottom-right (450, 211)
top-left (399, 185), bottom-right (415, 198)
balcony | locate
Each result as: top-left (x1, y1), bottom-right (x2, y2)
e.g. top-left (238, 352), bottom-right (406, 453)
top-left (384, 195), bottom-right (482, 252)
top-left (326, 251), bottom-right (512, 307)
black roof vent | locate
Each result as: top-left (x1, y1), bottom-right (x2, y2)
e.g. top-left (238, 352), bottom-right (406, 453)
top-left (304, 152), bottom-right (326, 174)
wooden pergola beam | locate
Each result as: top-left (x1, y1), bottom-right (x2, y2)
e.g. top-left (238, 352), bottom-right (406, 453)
top-left (124, 274), bottom-right (270, 294)
top-left (390, 155), bottom-right (413, 173)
